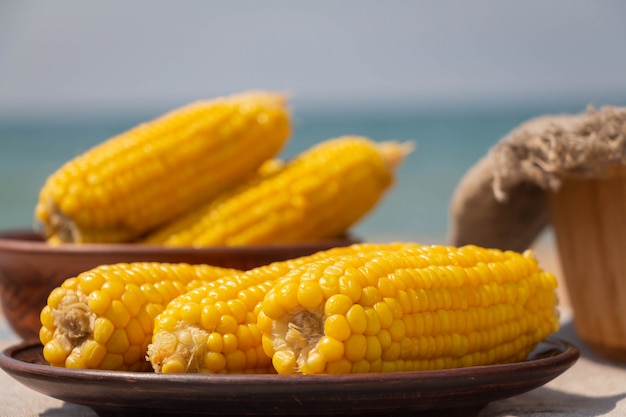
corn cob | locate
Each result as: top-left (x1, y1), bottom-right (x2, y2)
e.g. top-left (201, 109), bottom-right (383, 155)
top-left (257, 245), bottom-right (559, 375)
top-left (143, 136), bottom-right (413, 246)
top-left (35, 91), bottom-right (291, 243)
top-left (39, 262), bottom-right (240, 371)
top-left (147, 242), bottom-right (420, 373)
top-left (144, 157), bottom-right (285, 245)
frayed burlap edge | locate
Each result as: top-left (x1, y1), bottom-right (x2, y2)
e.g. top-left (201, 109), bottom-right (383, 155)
top-left (449, 106), bottom-right (626, 252)
top-left (492, 106), bottom-right (626, 201)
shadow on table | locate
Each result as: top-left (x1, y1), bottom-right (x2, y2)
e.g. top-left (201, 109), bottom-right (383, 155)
top-left (479, 386), bottom-right (626, 417)
top-left (41, 402), bottom-right (97, 417)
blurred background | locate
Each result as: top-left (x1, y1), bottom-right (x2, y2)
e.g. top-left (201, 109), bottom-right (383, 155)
top-left (1, 0), bottom-right (625, 244)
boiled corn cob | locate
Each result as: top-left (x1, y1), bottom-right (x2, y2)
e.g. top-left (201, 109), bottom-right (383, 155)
top-left (143, 136), bottom-right (413, 246)
top-left (257, 244), bottom-right (559, 374)
top-left (39, 262), bottom-right (240, 371)
top-left (144, 157), bottom-right (285, 245)
top-left (147, 242), bottom-right (420, 373)
top-left (35, 91), bottom-right (291, 243)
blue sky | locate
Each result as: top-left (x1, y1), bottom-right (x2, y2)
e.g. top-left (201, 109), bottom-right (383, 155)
top-left (1, 0), bottom-right (625, 118)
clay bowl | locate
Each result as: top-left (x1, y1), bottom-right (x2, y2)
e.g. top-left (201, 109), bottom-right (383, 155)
top-left (0, 229), bottom-right (360, 340)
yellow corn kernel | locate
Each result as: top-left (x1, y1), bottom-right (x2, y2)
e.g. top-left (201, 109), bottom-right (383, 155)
top-left (36, 91), bottom-right (291, 243)
top-left (40, 262), bottom-right (239, 370)
top-left (147, 242), bottom-right (420, 373)
top-left (143, 136), bottom-right (413, 246)
top-left (259, 244), bottom-right (560, 375)
top-left (143, 157), bottom-right (284, 245)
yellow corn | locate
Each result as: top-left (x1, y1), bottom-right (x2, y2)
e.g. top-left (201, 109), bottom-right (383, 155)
top-left (39, 262), bottom-right (240, 371)
top-left (147, 242), bottom-right (420, 373)
top-left (143, 136), bottom-right (413, 246)
top-left (258, 245), bottom-right (559, 374)
top-left (144, 158), bottom-right (285, 245)
top-left (35, 91), bottom-right (291, 243)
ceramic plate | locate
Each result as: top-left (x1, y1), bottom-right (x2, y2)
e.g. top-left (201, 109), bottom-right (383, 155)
top-left (0, 338), bottom-right (578, 417)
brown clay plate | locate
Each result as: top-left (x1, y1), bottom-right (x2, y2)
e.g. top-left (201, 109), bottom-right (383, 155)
top-left (0, 338), bottom-right (578, 417)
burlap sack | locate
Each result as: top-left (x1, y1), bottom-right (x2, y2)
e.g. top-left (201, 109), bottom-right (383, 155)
top-left (449, 106), bottom-right (626, 251)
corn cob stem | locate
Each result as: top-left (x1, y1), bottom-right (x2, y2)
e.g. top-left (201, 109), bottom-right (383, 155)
top-left (258, 245), bottom-right (559, 375)
top-left (39, 262), bottom-right (240, 371)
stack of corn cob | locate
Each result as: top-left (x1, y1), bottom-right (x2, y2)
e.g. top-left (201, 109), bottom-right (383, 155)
top-left (35, 90), bottom-right (412, 246)
top-left (35, 90), bottom-right (559, 375)
top-left (40, 242), bottom-right (560, 374)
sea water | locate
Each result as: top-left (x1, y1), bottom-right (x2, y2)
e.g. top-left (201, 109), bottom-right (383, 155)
top-left (0, 102), bottom-right (604, 244)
